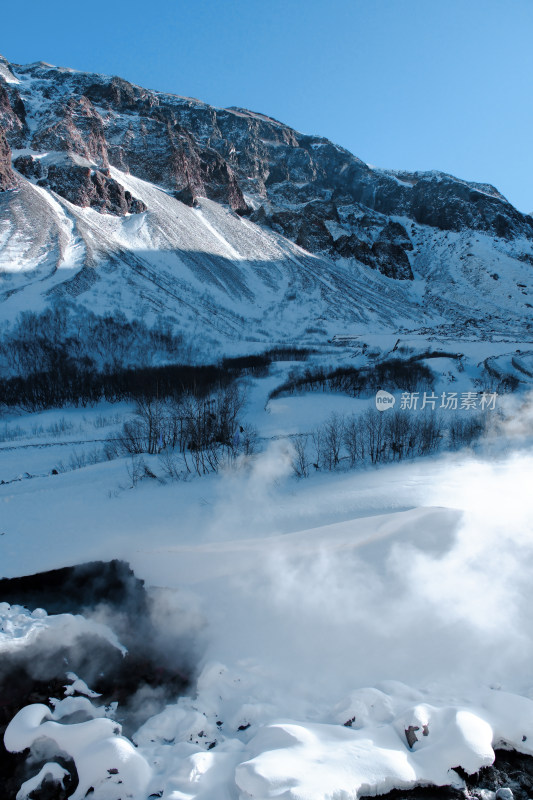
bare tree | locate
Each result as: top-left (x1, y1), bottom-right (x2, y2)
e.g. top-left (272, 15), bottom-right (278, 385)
top-left (291, 435), bottom-right (310, 478)
top-left (343, 415), bottom-right (362, 467)
top-left (312, 426), bottom-right (324, 471)
top-left (322, 413), bottom-right (345, 470)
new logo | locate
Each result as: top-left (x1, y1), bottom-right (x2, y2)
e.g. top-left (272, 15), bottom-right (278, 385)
top-left (375, 390), bottom-right (395, 411)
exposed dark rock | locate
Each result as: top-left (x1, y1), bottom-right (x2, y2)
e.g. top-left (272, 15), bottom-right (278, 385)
top-left (405, 725), bottom-right (420, 748)
top-left (0, 561), bottom-right (192, 800)
top-left (359, 750), bottom-right (533, 800)
top-left (0, 126), bottom-right (14, 190)
top-left (0, 84), bottom-right (26, 147)
top-left (379, 220), bottom-right (414, 251)
top-left (174, 183), bottom-right (197, 206)
top-left (372, 239), bottom-right (414, 280)
top-left (13, 153), bottom-right (44, 180)
top-left (31, 95), bottom-right (109, 167)
top-left (40, 162), bottom-right (146, 215)
top-left (0, 559), bottom-right (146, 615)
top-left (335, 233), bottom-right (373, 262)
top-left (83, 75), bottom-right (142, 111)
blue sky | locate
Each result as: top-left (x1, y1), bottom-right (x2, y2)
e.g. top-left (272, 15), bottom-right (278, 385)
top-left (2, 0), bottom-right (532, 211)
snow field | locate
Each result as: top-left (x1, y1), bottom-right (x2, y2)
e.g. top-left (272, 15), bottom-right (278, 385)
top-left (1, 373), bottom-right (533, 799)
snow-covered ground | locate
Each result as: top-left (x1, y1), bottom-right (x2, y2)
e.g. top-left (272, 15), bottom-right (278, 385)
top-left (1, 364), bottom-right (533, 799)
top-left (2, 151), bottom-right (533, 347)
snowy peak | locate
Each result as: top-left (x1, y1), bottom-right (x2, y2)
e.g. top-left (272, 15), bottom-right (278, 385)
top-left (0, 55), bottom-right (19, 85)
top-left (0, 55), bottom-right (532, 343)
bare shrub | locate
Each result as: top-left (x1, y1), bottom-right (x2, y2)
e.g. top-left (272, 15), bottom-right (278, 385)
top-left (291, 435), bottom-right (310, 478)
top-left (449, 414), bottom-right (485, 449)
top-left (311, 426), bottom-right (324, 471)
top-left (416, 413), bottom-right (443, 455)
top-left (343, 415), bottom-right (362, 466)
top-left (111, 386), bottom-right (249, 477)
top-left (384, 411), bottom-right (414, 461)
top-left (322, 413), bottom-right (345, 470)
top-left (360, 408), bottom-right (387, 464)
top-left (158, 449), bottom-right (183, 482)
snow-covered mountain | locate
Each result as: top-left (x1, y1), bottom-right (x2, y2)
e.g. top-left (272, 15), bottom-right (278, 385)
top-left (0, 54), bottom-right (532, 345)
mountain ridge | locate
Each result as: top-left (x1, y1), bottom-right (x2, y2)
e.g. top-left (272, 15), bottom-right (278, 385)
top-left (0, 55), bottom-right (532, 346)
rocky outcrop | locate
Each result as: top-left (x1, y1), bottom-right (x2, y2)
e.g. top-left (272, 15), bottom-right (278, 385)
top-left (31, 95), bottom-right (109, 167)
top-left (43, 162), bottom-right (147, 215)
top-left (0, 126), bottom-right (14, 191)
top-left (372, 222), bottom-right (414, 279)
top-left (13, 153), bottom-right (44, 180)
top-left (13, 154), bottom-right (146, 215)
top-left (251, 202), bottom-right (415, 279)
top-left (0, 83), bottom-right (26, 148)
top-left (347, 169), bottom-right (529, 238)
top-left (1, 55), bottom-right (532, 273)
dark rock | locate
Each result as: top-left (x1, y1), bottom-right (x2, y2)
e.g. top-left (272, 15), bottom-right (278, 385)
top-left (335, 233), bottom-right (373, 262)
top-left (379, 220), bottom-right (414, 251)
top-left (174, 184), bottom-right (197, 206)
top-left (13, 153), bottom-right (44, 180)
top-left (372, 240), bottom-right (414, 280)
top-left (31, 95), bottom-right (109, 167)
top-left (41, 162), bottom-right (146, 215)
top-left (0, 559), bottom-right (146, 615)
top-left (405, 725), bottom-right (420, 748)
top-left (0, 84), bottom-right (27, 147)
top-left (360, 750), bottom-right (533, 800)
top-left (0, 126), bottom-right (14, 190)
top-left (83, 76), bottom-right (141, 111)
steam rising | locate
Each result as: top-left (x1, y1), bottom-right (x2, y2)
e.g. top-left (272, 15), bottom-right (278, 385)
top-left (152, 401), bottom-right (533, 721)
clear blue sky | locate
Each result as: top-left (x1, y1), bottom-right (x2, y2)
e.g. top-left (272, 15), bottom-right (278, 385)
top-left (2, 0), bottom-right (532, 212)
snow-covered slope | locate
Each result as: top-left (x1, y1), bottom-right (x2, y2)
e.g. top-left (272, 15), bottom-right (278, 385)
top-left (0, 55), bottom-right (532, 346)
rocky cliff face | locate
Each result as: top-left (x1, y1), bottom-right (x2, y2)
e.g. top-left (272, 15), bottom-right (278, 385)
top-left (0, 55), bottom-right (531, 342)
top-left (0, 127), bottom-right (13, 191)
top-left (1, 56), bottom-right (531, 262)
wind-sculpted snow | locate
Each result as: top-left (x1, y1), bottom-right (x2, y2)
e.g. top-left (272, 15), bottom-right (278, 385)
top-left (7, 665), bottom-right (533, 799)
top-left (1, 440), bottom-right (533, 798)
top-left (0, 55), bottom-right (531, 342)
top-left (233, 690), bottom-right (533, 800)
top-left (5, 701), bottom-right (151, 800)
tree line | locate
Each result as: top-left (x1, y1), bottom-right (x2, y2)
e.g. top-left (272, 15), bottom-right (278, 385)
top-left (291, 408), bottom-right (486, 477)
top-left (269, 357), bottom-right (436, 400)
top-left (0, 307), bottom-right (312, 411)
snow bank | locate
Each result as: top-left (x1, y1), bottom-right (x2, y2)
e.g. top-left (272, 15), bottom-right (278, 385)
top-left (242, 688), bottom-right (533, 799)
top-left (5, 701), bottom-right (151, 800)
top-left (127, 671), bottom-right (533, 800)
top-left (8, 669), bottom-right (533, 800)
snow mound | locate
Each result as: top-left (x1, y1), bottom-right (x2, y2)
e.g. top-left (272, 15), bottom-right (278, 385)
top-left (129, 668), bottom-right (533, 800)
top-left (233, 687), bottom-right (533, 800)
top-left (16, 762), bottom-right (70, 800)
top-left (5, 702), bottom-right (152, 800)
